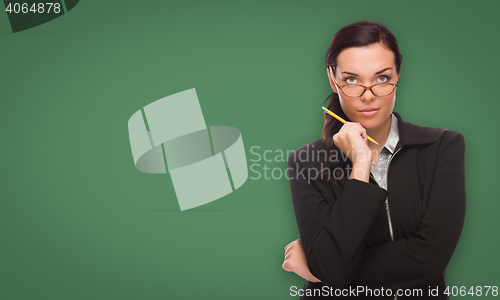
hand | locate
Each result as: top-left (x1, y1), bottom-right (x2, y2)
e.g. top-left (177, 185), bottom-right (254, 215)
top-left (332, 121), bottom-right (372, 165)
top-left (333, 122), bottom-right (373, 182)
top-left (282, 239), bottom-right (321, 283)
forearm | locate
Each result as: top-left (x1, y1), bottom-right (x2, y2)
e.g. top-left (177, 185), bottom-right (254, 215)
top-left (292, 178), bottom-right (388, 288)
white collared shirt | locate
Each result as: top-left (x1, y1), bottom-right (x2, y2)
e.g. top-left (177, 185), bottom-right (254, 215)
top-left (370, 113), bottom-right (400, 190)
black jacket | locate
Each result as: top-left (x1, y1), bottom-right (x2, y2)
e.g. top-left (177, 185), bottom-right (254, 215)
top-left (287, 112), bottom-right (466, 299)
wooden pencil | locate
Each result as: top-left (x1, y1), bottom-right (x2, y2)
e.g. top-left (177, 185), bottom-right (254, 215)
top-left (321, 106), bottom-right (379, 145)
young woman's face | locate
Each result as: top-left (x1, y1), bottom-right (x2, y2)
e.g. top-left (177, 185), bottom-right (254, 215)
top-left (328, 42), bottom-right (400, 132)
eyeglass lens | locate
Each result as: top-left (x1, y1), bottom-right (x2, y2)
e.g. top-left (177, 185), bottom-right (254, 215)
top-left (342, 84), bottom-right (395, 97)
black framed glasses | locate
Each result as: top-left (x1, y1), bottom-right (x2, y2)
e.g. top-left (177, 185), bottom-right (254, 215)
top-left (328, 65), bottom-right (398, 97)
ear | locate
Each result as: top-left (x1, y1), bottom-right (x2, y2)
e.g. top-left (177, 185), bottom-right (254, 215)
top-left (326, 66), bottom-right (339, 94)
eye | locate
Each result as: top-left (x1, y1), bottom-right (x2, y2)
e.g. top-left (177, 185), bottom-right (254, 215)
top-left (345, 77), bottom-right (357, 84)
top-left (377, 75), bottom-right (390, 83)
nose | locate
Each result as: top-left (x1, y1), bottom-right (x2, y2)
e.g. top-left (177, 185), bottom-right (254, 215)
top-left (360, 87), bottom-right (377, 102)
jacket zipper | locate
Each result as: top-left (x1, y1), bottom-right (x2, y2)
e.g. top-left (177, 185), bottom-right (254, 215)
top-left (386, 147), bottom-right (401, 242)
top-left (368, 148), bottom-right (401, 300)
top-left (385, 198), bottom-right (394, 241)
top-left (370, 147), bottom-right (402, 242)
top-left (386, 147), bottom-right (402, 300)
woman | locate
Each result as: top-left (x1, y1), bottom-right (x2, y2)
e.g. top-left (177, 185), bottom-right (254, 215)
top-left (282, 21), bottom-right (466, 299)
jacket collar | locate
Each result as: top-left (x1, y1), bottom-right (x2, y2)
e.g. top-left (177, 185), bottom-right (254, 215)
top-left (383, 113), bottom-right (399, 154)
top-left (392, 111), bottom-right (437, 150)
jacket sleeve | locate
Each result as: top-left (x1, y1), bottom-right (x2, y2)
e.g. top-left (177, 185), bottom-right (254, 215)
top-left (287, 151), bottom-right (389, 289)
top-left (350, 131), bottom-right (467, 289)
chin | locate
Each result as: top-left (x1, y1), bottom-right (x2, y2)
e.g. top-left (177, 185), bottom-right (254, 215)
top-left (359, 121), bottom-right (379, 130)
top-left (355, 116), bottom-right (386, 130)
top-left (346, 109), bottom-right (390, 128)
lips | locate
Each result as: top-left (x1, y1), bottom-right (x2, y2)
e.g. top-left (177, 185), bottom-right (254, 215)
top-left (358, 108), bottom-right (380, 117)
top-left (358, 108), bottom-right (379, 112)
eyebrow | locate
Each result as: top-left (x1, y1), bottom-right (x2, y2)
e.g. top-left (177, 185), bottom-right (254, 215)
top-left (341, 68), bottom-right (393, 76)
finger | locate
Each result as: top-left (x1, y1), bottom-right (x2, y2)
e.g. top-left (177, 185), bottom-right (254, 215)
top-left (282, 260), bottom-right (292, 272)
top-left (345, 126), bottom-right (366, 139)
top-left (342, 121), bottom-right (362, 131)
top-left (285, 239), bottom-right (300, 255)
top-left (286, 239), bottom-right (299, 250)
top-left (360, 129), bottom-right (367, 139)
top-left (284, 240), bottom-right (296, 251)
top-left (354, 125), bottom-right (368, 139)
top-left (352, 122), bottom-right (367, 133)
top-left (341, 122), bottom-right (357, 131)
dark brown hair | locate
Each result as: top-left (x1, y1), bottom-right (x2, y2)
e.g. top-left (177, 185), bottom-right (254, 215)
top-left (321, 20), bottom-right (403, 188)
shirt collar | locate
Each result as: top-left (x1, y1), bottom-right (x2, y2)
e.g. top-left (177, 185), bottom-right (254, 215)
top-left (383, 113), bottom-right (399, 154)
